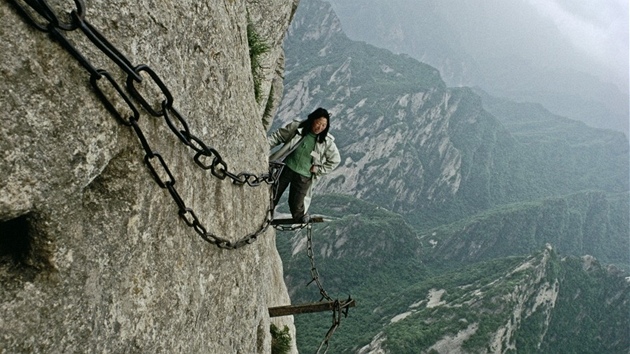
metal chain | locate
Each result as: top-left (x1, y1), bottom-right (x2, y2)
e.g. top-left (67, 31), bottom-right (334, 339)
top-left (291, 224), bottom-right (354, 353)
top-left (8, 0), bottom-right (283, 249)
top-left (316, 300), bottom-right (340, 354)
top-left (305, 225), bottom-right (333, 302)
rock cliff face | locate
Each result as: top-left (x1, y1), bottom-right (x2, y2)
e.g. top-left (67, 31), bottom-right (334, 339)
top-left (1, 1), bottom-right (298, 353)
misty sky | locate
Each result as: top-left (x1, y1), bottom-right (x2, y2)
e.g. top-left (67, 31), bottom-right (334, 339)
top-left (329, 0), bottom-right (628, 91)
top-left (526, 0), bottom-right (628, 89)
top-left (326, 0), bottom-right (628, 133)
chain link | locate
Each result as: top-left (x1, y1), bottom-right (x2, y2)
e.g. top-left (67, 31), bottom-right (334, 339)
top-left (8, 0), bottom-right (283, 249)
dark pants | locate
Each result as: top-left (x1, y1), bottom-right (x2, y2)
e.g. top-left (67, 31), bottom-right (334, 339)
top-left (274, 167), bottom-right (312, 220)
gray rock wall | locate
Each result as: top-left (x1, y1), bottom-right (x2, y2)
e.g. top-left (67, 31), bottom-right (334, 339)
top-left (1, 0), bottom-right (299, 353)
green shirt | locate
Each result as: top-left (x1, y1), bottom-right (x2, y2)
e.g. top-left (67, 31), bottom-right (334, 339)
top-left (284, 133), bottom-right (316, 177)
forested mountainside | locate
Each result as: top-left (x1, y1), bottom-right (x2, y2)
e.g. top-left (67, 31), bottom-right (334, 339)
top-left (277, 196), bottom-right (629, 353)
top-left (419, 191), bottom-right (629, 270)
top-left (274, 1), bottom-right (629, 353)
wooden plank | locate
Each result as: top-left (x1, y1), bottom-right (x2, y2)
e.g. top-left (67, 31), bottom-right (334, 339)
top-left (269, 299), bottom-right (356, 317)
top-left (271, 216), bottom-right (324, 225)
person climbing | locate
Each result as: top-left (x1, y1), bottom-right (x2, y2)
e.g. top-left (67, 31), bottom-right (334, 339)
top-left (268, 107), bottom-right (341, 223)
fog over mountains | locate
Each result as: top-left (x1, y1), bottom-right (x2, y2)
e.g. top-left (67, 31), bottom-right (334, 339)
top-left (326, 0), bottom-right (629, 134)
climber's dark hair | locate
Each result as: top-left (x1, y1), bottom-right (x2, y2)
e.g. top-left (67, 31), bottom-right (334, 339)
top-left (299, 107), bottom-right (330, 143)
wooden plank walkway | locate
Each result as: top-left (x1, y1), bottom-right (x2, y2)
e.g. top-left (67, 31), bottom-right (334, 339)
top-left (269, 299), bottom-right (356, 317)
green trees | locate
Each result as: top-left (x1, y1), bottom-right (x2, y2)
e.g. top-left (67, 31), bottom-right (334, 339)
top-left (247, 22), bottom-right (269, 103)
top-left (270, 324), bottom-right (291, 354)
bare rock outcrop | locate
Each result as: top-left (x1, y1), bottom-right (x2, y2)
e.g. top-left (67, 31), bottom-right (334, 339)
top-left (1, 0), bottom-right (298, 353)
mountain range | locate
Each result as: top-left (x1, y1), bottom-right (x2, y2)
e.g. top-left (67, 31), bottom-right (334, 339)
top-left (325, 0), bottom-right (629, 135)
top-left (273, 1), bottom-right (629, 353)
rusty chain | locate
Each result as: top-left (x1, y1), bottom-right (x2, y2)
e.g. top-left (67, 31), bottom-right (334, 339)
top-left (8, 0), bottom-right (284, 249)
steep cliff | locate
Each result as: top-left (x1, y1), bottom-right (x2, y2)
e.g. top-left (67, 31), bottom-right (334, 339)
top-left (1, 1), bottom-right (299, 353)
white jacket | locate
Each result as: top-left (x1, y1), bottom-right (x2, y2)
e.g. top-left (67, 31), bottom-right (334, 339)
top-left (268, 120), bottom-right (341, 212)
